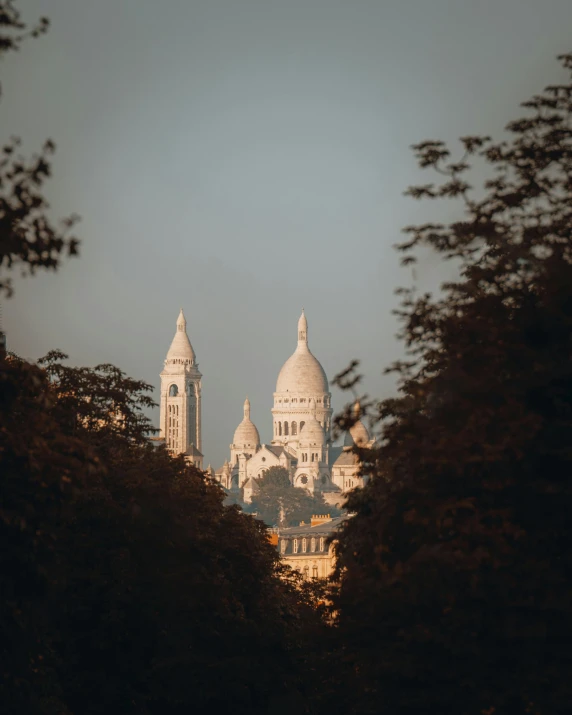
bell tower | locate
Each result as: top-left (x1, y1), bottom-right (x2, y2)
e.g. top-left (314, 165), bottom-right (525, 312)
top-left (159, 309), bottom-right (203, 468)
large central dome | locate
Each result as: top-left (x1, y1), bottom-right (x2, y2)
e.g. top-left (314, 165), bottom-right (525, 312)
top-left (276, 311), bottom-right (329, 394)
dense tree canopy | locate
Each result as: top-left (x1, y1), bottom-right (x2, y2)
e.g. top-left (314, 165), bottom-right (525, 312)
top-left (0, 12), bottom-right (328, 713)
top-left (1, 351), bottom-right (327, 715)
top-left (250, 466), bottom-right (342, 527)
top-left (331, 53), bottom-right (572, 715)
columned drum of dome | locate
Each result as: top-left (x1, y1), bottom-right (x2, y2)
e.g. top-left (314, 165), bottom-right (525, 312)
top-left (271, 311), bottom-right (333, 452)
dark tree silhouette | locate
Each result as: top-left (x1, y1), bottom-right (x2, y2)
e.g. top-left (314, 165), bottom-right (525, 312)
top-left (0, 13), bottom-right (329, 713)
top-left (331, 53), bottom-right (572, 715)
top-left (0, 2), bottom-right (78, 298)
top-left (1, 352), bottom-right (327, 714)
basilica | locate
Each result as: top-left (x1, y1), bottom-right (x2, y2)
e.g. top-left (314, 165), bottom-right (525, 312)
top-left (157, 309), bottom-right (372, 506)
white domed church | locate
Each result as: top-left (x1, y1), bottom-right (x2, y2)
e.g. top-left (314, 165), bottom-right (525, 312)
top-left (158, 309), bottom-right (372, 505)
top-left (214, 310), bottom-right (373, 505)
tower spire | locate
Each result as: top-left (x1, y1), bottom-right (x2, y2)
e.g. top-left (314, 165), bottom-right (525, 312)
top-left (159, 308), bottom-right (203, 469)
top-left (244, 397), bottom-right (251, 420)
top-left (297, 309), bottom-right (308, 346)
top-left (166, 308), bottom-right (196, 364)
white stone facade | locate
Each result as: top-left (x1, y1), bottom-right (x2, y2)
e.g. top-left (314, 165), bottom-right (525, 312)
top-left (158, 310), bottom-right (203, 469)
top-left (214, 311), bottom-right (373, 504)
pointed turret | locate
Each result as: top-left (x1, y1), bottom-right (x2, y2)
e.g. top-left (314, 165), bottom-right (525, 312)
top-left (159, 308), bottom-right (202, 468)
top-left (232, 397), bottom-right (260, 449)
top-left (343, 400), bottom-right (371, 448)
top-left (165, 308), bottom-right (196, 365)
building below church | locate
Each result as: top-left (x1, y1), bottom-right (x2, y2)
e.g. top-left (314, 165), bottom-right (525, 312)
top-left (277, 514), bottom-right (345, 579)
top-left (158, 308), bottom-right (372, 507)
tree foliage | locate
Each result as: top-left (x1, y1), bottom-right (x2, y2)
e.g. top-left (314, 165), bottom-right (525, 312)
top-left (251, 466), bottom-right (341, 527)
top-left (0, 1), bottom-right (48, 61)
top-left (1, 352), bottom-right (327, 715)
top-left (331, 53), bottom-right (572, 715)
top-left (0, 15), bottom-right (329, 713)
top-left (0, 1), bottom-right (78, 298)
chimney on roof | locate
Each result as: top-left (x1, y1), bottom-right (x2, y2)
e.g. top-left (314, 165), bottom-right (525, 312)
top-left (311, 514), bottom-right (331, 527)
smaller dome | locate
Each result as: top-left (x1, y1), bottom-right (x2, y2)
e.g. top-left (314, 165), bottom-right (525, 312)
top-left (232, 398), bottom-right (261, 447)
top-left (299, 415), bottom-right (325, 445)
top-left (343, 419), bottom-right (370, 448)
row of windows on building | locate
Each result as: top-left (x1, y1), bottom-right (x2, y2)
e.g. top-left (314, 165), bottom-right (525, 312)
top-left (167, 403), bottom-right (179, 449)
top-left (169, 384), bottom-right (198, 397)
top-left (300, 452), bottom-right (320, 463)
top-left (281, 536), bottom-right (326, 554)
top-left (300, 565), bottom-right (319, 579)
top-left (275, 420), bottom-right (305, 437)
top-left (168, 404), bottom-right (179, 430)
top-left (276, 396), bottom-right (330, 407)
top-left (275, 420), bottom-right (332, 437)
top-left (298, 474), bottom-right (327, 485)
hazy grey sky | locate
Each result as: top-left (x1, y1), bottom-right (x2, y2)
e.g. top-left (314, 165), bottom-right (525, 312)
top-left (3, 0), bottom-right (572, 467)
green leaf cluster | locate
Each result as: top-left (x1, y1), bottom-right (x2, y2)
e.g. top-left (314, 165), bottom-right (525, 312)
top-left (250, 467), bottom-right (341, 527)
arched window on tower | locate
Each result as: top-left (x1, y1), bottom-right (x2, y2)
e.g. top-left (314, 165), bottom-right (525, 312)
top-left (284, 422), bottom-right (289, 436)
top-left (279, 422), bottom-right (282, 436)
top-left (291, 421), bottom-right (297, 435)
top-left (300, 421), bottom-right (305, 432)
top-left (169, 384), bottom-right (178, 397)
